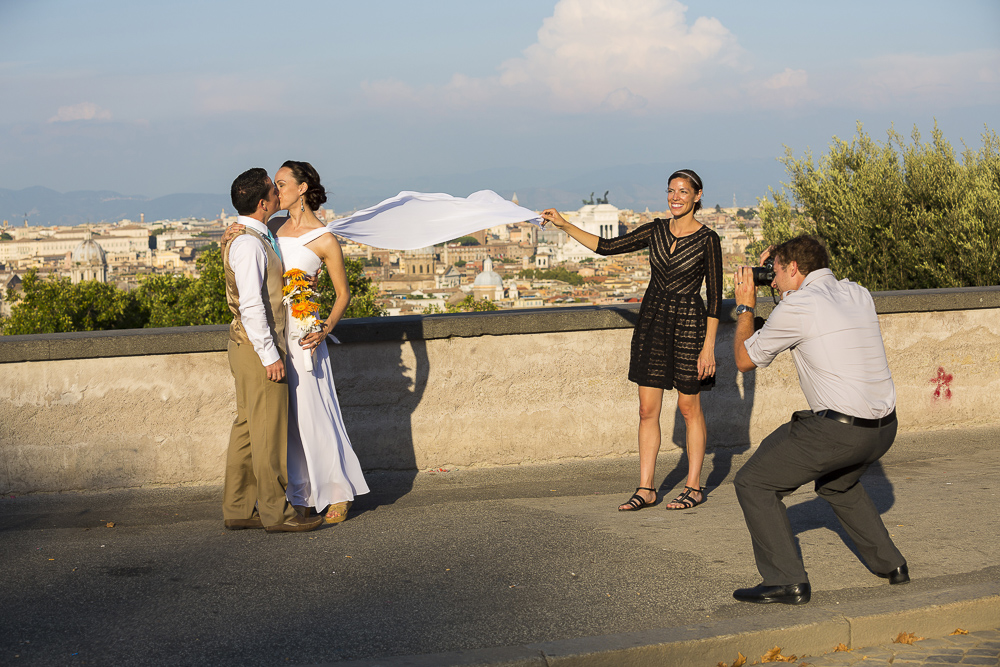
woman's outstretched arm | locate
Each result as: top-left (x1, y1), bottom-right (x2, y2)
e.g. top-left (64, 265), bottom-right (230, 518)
top-left (540, 208), bottom-right (600, 251)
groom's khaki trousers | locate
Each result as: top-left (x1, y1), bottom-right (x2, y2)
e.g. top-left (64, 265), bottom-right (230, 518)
top-left (223, 340), bottom-right (296, 527)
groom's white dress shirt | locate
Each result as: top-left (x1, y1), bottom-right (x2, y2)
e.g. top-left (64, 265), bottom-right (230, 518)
top-left (228, 215), bottom-right (281, 367)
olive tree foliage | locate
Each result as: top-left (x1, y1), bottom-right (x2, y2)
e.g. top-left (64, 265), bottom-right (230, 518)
top-left (749, 122), bottom-right (1000, 290)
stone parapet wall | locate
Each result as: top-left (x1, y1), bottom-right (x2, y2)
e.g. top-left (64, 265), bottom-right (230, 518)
top-left (1, 287), bottom-right (998, 494)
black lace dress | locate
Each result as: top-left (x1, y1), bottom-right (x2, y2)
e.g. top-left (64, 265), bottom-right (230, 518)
top-left (596, 219), bottom-right (723, 393)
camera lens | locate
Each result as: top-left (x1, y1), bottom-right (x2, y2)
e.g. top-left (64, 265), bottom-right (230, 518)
top-left (751, 257), bottom-right (775, 286)
top-left (751, 266), bottom-right (775, 286)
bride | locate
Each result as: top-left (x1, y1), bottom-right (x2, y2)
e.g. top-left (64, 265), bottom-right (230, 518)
top-left (222, 160), bottom-right (541, 521)
top-left (269, 160), bottom-right (369, 523)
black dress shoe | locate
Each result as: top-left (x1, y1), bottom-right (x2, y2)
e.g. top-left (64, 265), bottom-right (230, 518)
top-left (876, 563), bottom-right (909, 585)
top-left (733, 582), bottom-right (811, 605)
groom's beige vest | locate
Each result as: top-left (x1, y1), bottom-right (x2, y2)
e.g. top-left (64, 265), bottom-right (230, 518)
top-left (223, 228), bottom-right (286, 356)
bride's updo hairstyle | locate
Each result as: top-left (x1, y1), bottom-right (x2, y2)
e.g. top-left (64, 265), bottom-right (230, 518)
top-left (668, 168), bottom-right (704, 213)
top-left (281, 160), bottom-right (328, 210)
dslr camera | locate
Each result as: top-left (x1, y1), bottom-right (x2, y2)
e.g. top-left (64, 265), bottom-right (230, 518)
top-left (751, 257), bottom-right (775, 287)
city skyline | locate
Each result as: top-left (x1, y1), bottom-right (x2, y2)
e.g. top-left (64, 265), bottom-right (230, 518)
top-left (1, 0), bottom-right (997, 207)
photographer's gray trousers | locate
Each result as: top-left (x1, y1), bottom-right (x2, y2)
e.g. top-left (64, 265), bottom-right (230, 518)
top-left (733, 410), bottom-right (906, 585)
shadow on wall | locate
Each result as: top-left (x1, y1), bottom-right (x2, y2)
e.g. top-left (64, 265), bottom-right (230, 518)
top-left (330, 327), bottom-right (428, 513)
top-left (661, 317), bottom-right (756, 498)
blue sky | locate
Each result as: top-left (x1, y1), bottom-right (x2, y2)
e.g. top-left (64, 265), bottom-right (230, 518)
top-left (1, 0), bottom-right (997, 204)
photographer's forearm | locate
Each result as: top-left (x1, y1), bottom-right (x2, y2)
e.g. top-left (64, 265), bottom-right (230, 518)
top-left (732, 265), bottom-right (758, 372)
top-left (733, 313), bottom-right (756, 372)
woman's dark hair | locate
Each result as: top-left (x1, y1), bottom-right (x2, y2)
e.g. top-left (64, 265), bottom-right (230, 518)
top-left (281, 160), bottom-right (328, 210)
top-left (231, 167), bottom-right (272, 216)
top-left (773, 235), bottom-right (830, 276)
top-left (668, 168), bottom-right (704, 212)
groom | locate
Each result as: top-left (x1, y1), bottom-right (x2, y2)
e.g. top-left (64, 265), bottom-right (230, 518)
top-left (222, 167), bottom-right (322, 533)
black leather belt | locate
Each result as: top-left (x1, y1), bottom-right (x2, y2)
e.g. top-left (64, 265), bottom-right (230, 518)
top-left (815, 408), bottom-right (896, 428)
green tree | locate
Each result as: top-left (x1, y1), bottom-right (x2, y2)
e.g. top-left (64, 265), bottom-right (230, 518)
top-left (133, 248), bottom-right (231, 327)
top-left (752, 122), bottom-right (1000, 290)
top-left (315, 257), bottom-right (386, 319)
top-left (448, 236), bottom-right (480, 246)
top-left (135, 273), bottom-right (197, 328)
top-left (445, 295), bottom-right (499, 312)
top-left (1, 231), bottom-right (12, 241)
top-left (3, 270), bottom-right (145, 335)
top-left (517, 267), bottom-right (584, 286)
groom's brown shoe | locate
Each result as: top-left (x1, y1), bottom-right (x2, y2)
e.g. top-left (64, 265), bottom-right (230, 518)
top-left (265, 514), bottom-right (323, 533)
top-left (224, 517), bottom-right (264, 530)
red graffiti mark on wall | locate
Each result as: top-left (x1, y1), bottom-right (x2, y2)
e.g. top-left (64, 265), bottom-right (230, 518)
top-left (930, 367), bottom-right (953, 400)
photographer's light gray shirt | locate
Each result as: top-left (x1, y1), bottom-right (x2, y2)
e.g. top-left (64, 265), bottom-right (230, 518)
top-left (744, 268), bottom-right (896, 419)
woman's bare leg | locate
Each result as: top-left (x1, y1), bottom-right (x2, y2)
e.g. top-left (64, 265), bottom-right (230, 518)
top-left (619, 385), bottom-right (664, 509)
top-left (666, 391), bottom-right (706, 508)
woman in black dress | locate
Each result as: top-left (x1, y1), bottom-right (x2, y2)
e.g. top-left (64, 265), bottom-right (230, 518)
top-left (540, 169), bottom-right (722, 511)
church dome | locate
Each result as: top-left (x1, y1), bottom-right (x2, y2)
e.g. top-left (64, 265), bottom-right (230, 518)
top-left (473, 256), bottom-right (503, 287)
top-left (71, 232), bottom-right (107, 265)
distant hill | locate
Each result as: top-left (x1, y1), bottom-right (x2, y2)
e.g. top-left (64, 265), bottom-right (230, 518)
top-left (0, 187), bottom-right (231, 227)
top-left (1, 159), bottom-right (786, 226)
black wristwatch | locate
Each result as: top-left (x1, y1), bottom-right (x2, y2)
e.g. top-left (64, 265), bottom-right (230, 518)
top-left (735, 304), bottom-right (755, 316)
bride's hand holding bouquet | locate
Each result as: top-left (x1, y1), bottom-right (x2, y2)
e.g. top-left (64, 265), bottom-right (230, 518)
top-left (282, 268), bottom-right (326, 371)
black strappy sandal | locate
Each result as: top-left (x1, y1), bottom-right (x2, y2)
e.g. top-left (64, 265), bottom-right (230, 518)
top-left (618, 486), bottom-right (657, 512)
top-left (665, 486), bottom-right (704, 510)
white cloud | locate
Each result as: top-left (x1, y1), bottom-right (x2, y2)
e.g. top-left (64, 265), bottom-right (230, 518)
top-left (850, 49), bottom-right (1000, 108)
top-left (763, 68), bottom-right (807, 91)
top-left (600, 87), bottom-right (648, 112)
top-left (48, 102), bottom-right (112, 123)
top-left (363, 0), bottom-right (744, 113)
top-left (744, 67), bottom-right (818, 109)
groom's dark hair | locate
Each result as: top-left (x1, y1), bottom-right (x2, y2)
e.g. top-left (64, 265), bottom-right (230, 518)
top-left (231, 168), bottom-right (272, 216)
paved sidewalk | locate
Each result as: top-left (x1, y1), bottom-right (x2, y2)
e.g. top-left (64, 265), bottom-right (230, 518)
top-left (1, 425), bottom-right (998, 666)
top-left (793, 628), bottom-right (1000, 666)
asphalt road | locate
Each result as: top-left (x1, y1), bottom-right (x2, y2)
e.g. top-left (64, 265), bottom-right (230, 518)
top-left (2, 425), bottom-right (998, 666)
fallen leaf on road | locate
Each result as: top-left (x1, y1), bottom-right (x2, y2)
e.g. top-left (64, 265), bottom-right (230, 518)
top-left (833, 643), bottom-right (849, 652)
top-left (716, 651), bottom-right (746, 667)
top-left (761, 645), bottom-right (797, 662)
top-left (893, 632), bottom-right (923, 644)
top-left (949, 628), bottom-right (968, 635)
top-left (106, 522), bottom-right (115, 528)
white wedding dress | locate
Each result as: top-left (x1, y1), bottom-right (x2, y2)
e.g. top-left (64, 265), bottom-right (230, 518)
top-left (277, 228), bottom-right (369, 510)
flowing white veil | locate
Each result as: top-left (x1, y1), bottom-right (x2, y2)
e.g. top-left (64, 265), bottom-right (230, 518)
top-left (326, 190), bottom-right (542, 250)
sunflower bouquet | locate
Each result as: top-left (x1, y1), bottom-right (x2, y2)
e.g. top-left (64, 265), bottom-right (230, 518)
top-left (282, 268), bottom-right (324, 371)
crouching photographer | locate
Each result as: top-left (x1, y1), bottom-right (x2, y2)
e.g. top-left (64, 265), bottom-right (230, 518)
top-left (730, 235), bottom-right (907, 605)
